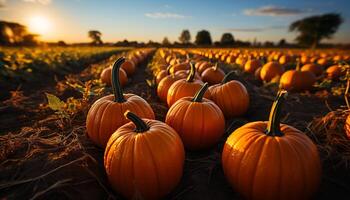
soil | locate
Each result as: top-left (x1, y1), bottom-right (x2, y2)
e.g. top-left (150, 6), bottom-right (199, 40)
top-left (0, 50), bottom-right (350, 200)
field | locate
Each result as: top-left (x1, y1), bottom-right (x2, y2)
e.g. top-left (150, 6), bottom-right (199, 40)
top-left (1, 47), bottom-right (350, 199)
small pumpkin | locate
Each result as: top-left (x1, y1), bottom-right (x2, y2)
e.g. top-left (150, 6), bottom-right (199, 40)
top-left (197, 61), bottom-right (213, 75)
top-left (280, 62), bottom-right (316, 91)
top-left (121, 60), bottom-right (136, 76)
top-left (169, 62), bottom-right (190, 74)
top-left (166, 83), bottom-right (225, 150)
top-left (157, 72), bottom-right (182, 102)
top-left (326, 65), bottom-right (344, 80)
top-left (201, 63), bottom-right (225, 85)
top-left (167, 62), bottom-right (210, 107)
top-left (344, 114), bottom-right (350, 139)
top-left (174, 69), bottom-right (201, 80)
top-left (209, 71), bottom-right (249, 117)
top-left (156, 65), bottom-right (171, 84)
top-left (100, 66), bottom-right (128, 87)
top-left (260, 61), bottom-right (284, 82)
top-left (105, 111), bottom-right (185, 200)
top-left (87, 57), bottom-right (155, 147)
top-left (301, 63), bottom-right (323, 77)
top-left (222, 90), bottom-right (321, 200)
top-left (244, 59), bottom-right (262, 74)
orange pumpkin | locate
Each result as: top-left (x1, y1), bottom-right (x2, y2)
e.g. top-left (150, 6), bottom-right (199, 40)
top-left (344, 114), bottom-right (350, 139)
top-left (209, 71), bottom-right (249, 117)
top-left (156, 65), bottom-right (171, 84)
top-left (244, 59), bottom-right (262, 74)
top-left (260, 61), bottom-right (284, 82)
top-left (169, 62), bottom-right (190, 74)
top-left (121, 60), bottom-right (136, 76)
top-left (326, 65), bottom-right (344, 80)
top-left (157, 73), bottom-right (182, 102)
top-left (222, 90), bottom-right (321, 200)
top-left (87, 57), bottom-right (155, 147)
top-left (105, 111), bottom-right (185, 199)
top-left (301, 63), bottom-right (323, 76)
top-left (201, 64), bottom-right (225, 85)
top-left (100, 66), bottom-right (128, 87)
top-left (167, 62), bottom-right (210, 107)
top-left (197, 61), bottom-right (213, 74)
top-left (174, 69), bottom-right (201, 80)
top-left (166, 83), bottom-right (225, 150)
top-left (280, 63), bottom-right (316, 91)
top-left (279, 55), bottom-right (293, 65)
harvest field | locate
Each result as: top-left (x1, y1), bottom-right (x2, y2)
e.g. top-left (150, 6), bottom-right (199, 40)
top-left (1, 0), bottom-right (350, 200)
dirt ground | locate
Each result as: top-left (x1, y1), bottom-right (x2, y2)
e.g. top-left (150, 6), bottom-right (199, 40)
top-left (0, 51), bottom-right (350, 200)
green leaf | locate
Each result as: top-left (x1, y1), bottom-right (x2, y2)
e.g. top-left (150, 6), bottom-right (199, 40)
top-left (45, 93), bottom-right (65, 111)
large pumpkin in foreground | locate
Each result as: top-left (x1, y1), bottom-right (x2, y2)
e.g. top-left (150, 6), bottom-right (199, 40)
top-left (104, 111), bottom-right (185, 200)
top-left (166, 83), bottom-right (225, 150)
top-left (222, 90), bottom-right (321, 200)
top-left (86, 57), bottom-right (155, 147)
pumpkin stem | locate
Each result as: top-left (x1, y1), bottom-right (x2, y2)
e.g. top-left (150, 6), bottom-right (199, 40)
top-left (112, 57), bottom-right (126, 103)
top-left (192, 83), bottom-right (209, 102)
top-left (166, 65), bottom-right (172, 75)
top-left (221, 71), bottom-right (236, 84)
top-left (266, 90), bottom-right (288, 137)
top-left (214, 63), bottom-right (218, 71)
top-left (186, 62), bottom-right (196, 82)
top-left (296, 58), bottom-right (301, 71)
top-left (124, 111), bottom-right (150, 133)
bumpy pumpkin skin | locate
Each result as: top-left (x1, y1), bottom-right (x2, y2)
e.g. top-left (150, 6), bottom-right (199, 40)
top-left (104, 117), bottom-right (185, 200)
top-left (222, 122), bottom-right (321, 200)
top-left (86, 94), bottom-right (155, 147)
top-left (260, 62), bottom-right (284, 82)
top-left (165, 97), bottom-right (225, 150)
top-left (157, 75), bottom-right (181, 102)
top-left (209, 80), bottom-right (249, 117)
top-left (280, 70), bottom-right (316, 91)
top-left (100, 67), bottom-right (128, 87)
top-left (201, 67), bottom-right (225, 85)
top-left (167, 79), bottom-right (210, 106)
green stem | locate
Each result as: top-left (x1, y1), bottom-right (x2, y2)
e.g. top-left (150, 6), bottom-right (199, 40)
top-left (186, 62), bottom-right (196, 82)
top-left (221, 71), bottom-right (236, 84)
top-left (166, 65), bottom-right (172, 75)
top-left (295, 58), bottom-right (301, 71)
top-left (125, 111), bottom-right (150, 133)
top-left (112, 57), bottom-right (126, 103)
top-left (266, 90), bottom-right (288, 137)
top-left (192, 83), bottom-right (209, 102)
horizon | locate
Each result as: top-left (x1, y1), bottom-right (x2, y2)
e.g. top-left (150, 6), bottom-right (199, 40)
top-left (0, 0), bottom-right (349, 44)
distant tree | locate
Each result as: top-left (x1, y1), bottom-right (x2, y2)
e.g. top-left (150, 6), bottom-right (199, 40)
top-left (264, 41), bottom-right (274, 47)
top-left (88, 30), bottom-right (103, 45)
top-left (195, 30), bottom-right (212, 45)
top-left (289, 13), bottom-right (343, 48)
top-left (0, 20), bottom-right (39, 45)
top-left (179, 29), bottom-right (191, 44)
top-left (162, 37), bottom-right (171, 46)
top-left (22, 34), bottom-right (39, 46)
top-left (220, 33), bottom-right (235, 46)
top-left (57, 40), bottom-right (67, 46)
top-left (278, 39), bottom-right (286, 47)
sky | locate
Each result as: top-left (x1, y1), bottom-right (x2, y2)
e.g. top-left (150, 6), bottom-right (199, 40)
top-left (0, 0), bottom-right (349, 44)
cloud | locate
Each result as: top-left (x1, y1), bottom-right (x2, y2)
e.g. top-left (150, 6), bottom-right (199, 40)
top-left (226, 25), bottom-right (286, 32)
top-left (145, 12), bottom-right (186, 19)
top-left (244, 5), bottom-right (305, 16)
top-left (23, 0), bottom-right (52, 5)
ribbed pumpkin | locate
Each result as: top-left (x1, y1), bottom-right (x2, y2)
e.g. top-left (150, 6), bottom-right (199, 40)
top-left (167, 62), bottom-right (210, 107)
top-left (100, 66), bottom-right (128, 87)
top-left (169, 62), bottom-right (190, 74)
top-left (166, 83), bottom-right (225, 150)
top-left (156, 65), bottom-right (171, 84)
top-left (86, 57), bottom-right (155, 147)
top-left (105, 111), bottom-right (185, 200)
top-left (197, 62), bottom-right (213, 74)
top-left (174, 69), bottom-right (201, 80)
top-left (201, 63), bottom-right (225, 85)
top-left (209, 71), bottom-right (249, 117)
top-left (121, 60), bottom-right (136, 76)
top-left (326, 65), bottom-right (344, 80)
top-left (157, 72), bottom-right (182, 102)
top-left (260, 61), bottom-right (284, 82)
top-left (244, 59), bottom-right (262, 74)
top-left (280, 63), bottom-right (316, 91)
top-left (301, 63), bottom-right (323, 77)
top-left (222, 91), bottom-right (321, 200)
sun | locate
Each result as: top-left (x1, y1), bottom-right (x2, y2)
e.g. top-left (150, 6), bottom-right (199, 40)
top-left (28, 16), bottom-right (52, 35)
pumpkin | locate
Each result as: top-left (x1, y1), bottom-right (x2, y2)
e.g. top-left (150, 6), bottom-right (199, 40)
top-left (174, 69), bottom-right (202, 80)
top-left (209, 71), bottom-right (249, 117)
top-left (121, 60), bottom-right (136, 76)
top-left (222, 90), bottom-right (321, 200)
top-left (167, 62), bottom-right (210, 107)
top-left (280, 63), bottom-right (316, 91)
top-left (244, 59), bottom-right (262, 74)
top-left (201, 63), bottom-right (225, 85)
top-left (260, 61), bottom-right (284, 82)
top-left (100, 66), bottom-right (128, 87)
top-left (254, 67), bottom-right (262, 80)
top-left (226, 55), bottom-right (237, 64)
top-left (169, 62), bottom-right (190, 74)
top-left (317, 58), bottom-right (329, 66)
top-left (105, 111), bottom-right (185, 199)
top-left (197, 61), bottom-right (213, 74)
top-left (165, 83), bottom-right (225, 150)
top-left (86, 57), bottom-right (155, 147)
top-left (344, 114), bottom-right (350, 139)
top-left (156, 65), bottom-right (171, 84)
top-left (301, 63), bottom-right (323, 76)
top-left (279, 55), bottom-right (292, 65)
top-left (326, 65), bottom-right (344, 80)
top-left (157, 72), bottom-right (182, 102)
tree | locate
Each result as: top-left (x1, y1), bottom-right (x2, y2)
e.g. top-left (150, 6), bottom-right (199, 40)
top-left (179, 29), bottom-right (191, 44)
top-left (220, 33), bottom-right (235, 46)
top-left (0, 20), bottom-right (39, 45)
top-left (162, 37), bottom-right (171, 46)
top-left (88, 30), bottom-right (103, 45)
top-left (278, 39), bottom-right (286, 47)
top-left (195, 30), bottom-right (212, 45)
top-left (289, 13), bottom-right (343, 48)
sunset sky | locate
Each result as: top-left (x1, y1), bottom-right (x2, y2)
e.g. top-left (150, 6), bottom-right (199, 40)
top-left (1, 0), bottom-right (349, 44)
